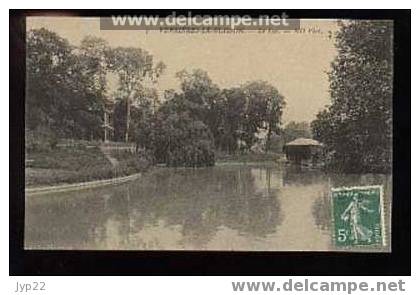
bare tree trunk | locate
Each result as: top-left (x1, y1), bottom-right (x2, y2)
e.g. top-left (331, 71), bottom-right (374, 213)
top-left (125, 96), bottom-right (130, 142)
top-left (266, 124), bottom-right (271, 153)
top-left (125, 86), bottom-right (135, 143)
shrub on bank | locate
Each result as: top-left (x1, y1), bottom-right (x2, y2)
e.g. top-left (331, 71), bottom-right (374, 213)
top-left (166, 140), bottom-right (215, 167)
top-left (111, 150), bottom-right (152, 176)
top-left (150, 114), bottom-right (216, 167)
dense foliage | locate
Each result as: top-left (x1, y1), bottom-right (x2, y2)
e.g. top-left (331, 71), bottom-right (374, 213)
top-left (311, 21), bottom-right (393, 173)
top-left (138, 70), bottom-right (286, 165)
top-left (26, 29), bottom-right (163, 142)
top-left (26, 29), bottom-right (104, 140)
top-left (26, 29), bottom-right (286, 167)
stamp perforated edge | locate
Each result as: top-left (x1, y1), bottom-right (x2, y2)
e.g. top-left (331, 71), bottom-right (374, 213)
top-left (330, 185), bottom-right (386, 248)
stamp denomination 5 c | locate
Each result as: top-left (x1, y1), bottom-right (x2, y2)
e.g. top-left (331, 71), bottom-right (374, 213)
top-left (331, 185), bottom-right (385, 248)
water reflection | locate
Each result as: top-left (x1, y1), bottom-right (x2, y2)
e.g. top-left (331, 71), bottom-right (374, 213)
top-left (312, 192), bottom-right (331, 231)
top-left (25, 164), bottom-right (391, 251)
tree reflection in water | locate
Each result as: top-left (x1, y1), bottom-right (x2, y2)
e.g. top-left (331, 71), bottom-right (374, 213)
top-left (126, 167), bottom-right (283, 249)
top-left (25, 165), bottom-right (391, 250)
top-left (25, 165), bottom-right (284, 250)
top-left (312, 192), bottom-right (331, 231)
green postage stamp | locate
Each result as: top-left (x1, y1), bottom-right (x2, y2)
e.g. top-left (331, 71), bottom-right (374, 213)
top-left (331, 185), bottom-right (385, 248)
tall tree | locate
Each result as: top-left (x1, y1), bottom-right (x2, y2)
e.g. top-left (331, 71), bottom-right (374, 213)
top-left (175, 69), bottom-right (222, 139)
top-left (311, 20), bottom-right (393, 173)
top-left (108, 47), bottom-right (165, 142)
top-left (112, 85), bottom-right (157, 143)
top-left (218, 87), bottom-right (247, 152)
top-left (242, 81), bottom-right (286, 149)
top-left (78, 36), bottom-right (110, 100)
top-left (174, 71), bottom-right (286, 152)
top-left (26, 29), bottom-right (105, 140)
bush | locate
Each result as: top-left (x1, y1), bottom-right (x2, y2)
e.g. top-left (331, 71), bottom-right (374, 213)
top-left (151, 113), bottom-right (216, 167)
top-left (167, 140), bottom-right (215, 167)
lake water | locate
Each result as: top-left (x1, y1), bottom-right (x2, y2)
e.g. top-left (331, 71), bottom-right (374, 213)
top-left (25, 163), bottom-right (392, 251)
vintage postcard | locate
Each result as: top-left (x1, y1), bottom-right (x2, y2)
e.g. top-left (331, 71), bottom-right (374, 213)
top-left (24, 15), bottom-right (393, 252)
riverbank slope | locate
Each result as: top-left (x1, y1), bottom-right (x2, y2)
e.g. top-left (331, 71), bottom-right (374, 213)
top-left (25, 146), bottom-right (150, 187)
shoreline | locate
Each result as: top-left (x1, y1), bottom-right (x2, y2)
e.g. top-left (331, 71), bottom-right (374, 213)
top-left (25, 160), bottom-right (391, 196)
top-left (24, 156), bottom-right (280, 196)
top-left (25, 172), bottom-right (143, 196)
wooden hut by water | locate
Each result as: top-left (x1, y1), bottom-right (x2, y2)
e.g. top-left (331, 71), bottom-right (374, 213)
top-left (284, 138), bottom-right (323, 165)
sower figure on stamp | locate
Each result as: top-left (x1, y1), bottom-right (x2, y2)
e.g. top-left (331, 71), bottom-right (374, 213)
top-left (340, 194), bottom-right (374, 243)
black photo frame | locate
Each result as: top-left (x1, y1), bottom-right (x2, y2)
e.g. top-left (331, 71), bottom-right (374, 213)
top-left (10, 9), bottom-right (411, 275)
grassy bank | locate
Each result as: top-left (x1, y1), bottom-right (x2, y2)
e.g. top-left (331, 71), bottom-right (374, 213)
top-left (25, 147), bottom-right (150, 187)
top-left (215, 152), bottom-right (283, 163)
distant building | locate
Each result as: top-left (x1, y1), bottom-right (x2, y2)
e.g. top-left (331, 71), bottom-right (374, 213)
top-left (284, 138), bottom-right (323, 165)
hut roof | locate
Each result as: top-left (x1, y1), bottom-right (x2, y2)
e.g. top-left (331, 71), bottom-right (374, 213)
top-left (285, 138), bottom-right (321, 146)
